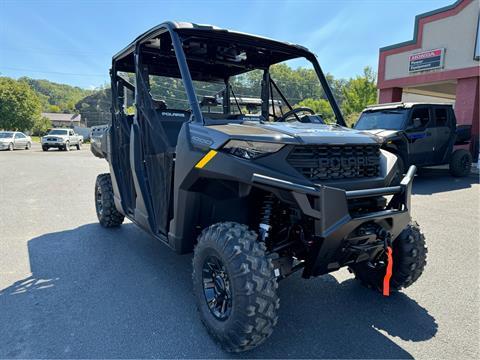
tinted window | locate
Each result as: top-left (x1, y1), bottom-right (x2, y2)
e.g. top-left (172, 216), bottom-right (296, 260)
top-left (355, 109), bottom-right (408, 130)
top-left (434, 108), bottom-right (449, 127)
top-left (409, 107), bottom-right (431, 130)
top-left (48, 129), bottom-right (69, 135)
top-left (69, 130), bottom-right (74, 136)
top-left (0, 132), bottom-right (14, 138)
top-left (15, 133), bottom-right (26, 138)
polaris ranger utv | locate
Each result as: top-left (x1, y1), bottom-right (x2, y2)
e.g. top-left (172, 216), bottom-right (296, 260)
top-left (355, 102), bottom-right (473, 177)
top-left (92, 22), bottom-right (427, 352)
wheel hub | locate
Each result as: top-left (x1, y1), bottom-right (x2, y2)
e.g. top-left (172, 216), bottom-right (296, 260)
top-left (202, 255), bottom-right (232, 321)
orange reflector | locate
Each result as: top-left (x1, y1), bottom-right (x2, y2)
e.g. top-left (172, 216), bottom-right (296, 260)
top-left (383, 246), bottom-right (393, 296)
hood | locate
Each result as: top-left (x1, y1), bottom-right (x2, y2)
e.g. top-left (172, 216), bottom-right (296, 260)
top-left (208, 122), bottom-right (381, 145)
top-left (359, 129), bottom-right (402, 142)
top-left (44, 134), bottom-right (68, 139)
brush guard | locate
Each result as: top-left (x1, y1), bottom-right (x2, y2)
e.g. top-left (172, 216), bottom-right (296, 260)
top-left (252, 166), bottom-right (416, 278)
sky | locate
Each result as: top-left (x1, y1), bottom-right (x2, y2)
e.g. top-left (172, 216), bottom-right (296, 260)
top-left (0, 0), bottom-right (455, 89)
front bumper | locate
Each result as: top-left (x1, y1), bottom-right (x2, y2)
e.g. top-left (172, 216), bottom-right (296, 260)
top-left (252, 166), bottom-right (416, 277)
top-left (0, 143), bottom-right (11, 150)
top-left (42, 142), bottom-right (66, 148)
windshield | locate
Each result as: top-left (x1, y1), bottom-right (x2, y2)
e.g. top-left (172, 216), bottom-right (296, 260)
top-left (213, 58), bottom-right (334, 124)
top-left (0, 132), bottom-right (14, 138)
top-left (355, 110), bottom-right (407, 130)
top-left (48, 129), bottom-right (69, 135)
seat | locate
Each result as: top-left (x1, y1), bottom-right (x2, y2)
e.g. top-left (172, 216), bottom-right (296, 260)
top-left (154, 109), bottom-right (191, 148)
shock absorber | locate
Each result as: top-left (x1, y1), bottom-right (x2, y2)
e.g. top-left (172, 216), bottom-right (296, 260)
top-left (259, 193), bottom-right (274, 243)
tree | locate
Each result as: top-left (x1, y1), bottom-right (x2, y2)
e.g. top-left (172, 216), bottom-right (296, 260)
top-left (341, 66), bottom-right (377, 122)
top-left (296, 98), bottom-right (335, 123)
top-left (0, 77), bottom-right (42, 131)
top-left (18, 77), bottom-right (92, 113)
top-left (31, 115), bottom-right (52, 136)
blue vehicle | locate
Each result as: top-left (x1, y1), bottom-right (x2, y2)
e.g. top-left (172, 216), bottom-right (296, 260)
top-left (355, 102), bottom-right (473, 177)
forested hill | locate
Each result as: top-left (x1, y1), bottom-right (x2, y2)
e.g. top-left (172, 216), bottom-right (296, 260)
top-left (3, 65), bottom-right (377, 130)
top-left (18, 77), bottom-right (93, 113)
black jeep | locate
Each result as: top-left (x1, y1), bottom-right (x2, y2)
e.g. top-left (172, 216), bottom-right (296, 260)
top-left (92, 22), bottom-right (427, 352)
top-left (355, 102), bottom-right (473, 177)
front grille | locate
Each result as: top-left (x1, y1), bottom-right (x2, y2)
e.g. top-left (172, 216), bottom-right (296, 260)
top-left (287, 144), bottom-right (381, 181)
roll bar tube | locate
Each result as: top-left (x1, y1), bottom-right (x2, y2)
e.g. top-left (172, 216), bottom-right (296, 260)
top-left (169, 29), bottom-right (203, 123)
top-left (307, 55), bottom-right (346, 127)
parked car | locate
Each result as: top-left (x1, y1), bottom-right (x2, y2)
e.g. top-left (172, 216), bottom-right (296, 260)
top-left (41, 128), bottom-right (83, 151)
top-left (92, 22), bottom-right (427, 352)
top-left (354, 102), bottom-right (473, 177)
top-left (0, 131), bottom-right (32, 151)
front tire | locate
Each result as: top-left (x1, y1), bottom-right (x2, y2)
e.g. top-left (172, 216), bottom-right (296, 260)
top-left (95, 173), bottom-right (124, 227)
top-left (193, 222), bottom-right (279, 352)
top-left (76, 142), bottom-right (81, 150)
top-left (350, 222), bottom-right (427, 292)
top-left (25, 142), bottom-right (31, 150)
top-left (449, 149), bottom-right (472, 177)
top-left (8, 143), bottom-right (13, 151)
top-left (64, 141), bottom-right (70, 151)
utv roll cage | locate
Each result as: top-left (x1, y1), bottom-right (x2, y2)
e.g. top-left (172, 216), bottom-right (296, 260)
top-left (110, 21), bottom-right (346, 127)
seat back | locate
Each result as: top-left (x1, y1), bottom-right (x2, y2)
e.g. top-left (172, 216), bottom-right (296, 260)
top-left (155, 109), bottom-right (191, 148)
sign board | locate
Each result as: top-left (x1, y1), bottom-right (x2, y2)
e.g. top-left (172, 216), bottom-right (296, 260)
top-left (409, 48), bottom-right (445, 72)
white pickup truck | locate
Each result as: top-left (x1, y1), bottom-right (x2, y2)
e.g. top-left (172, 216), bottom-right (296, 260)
top-left (41, 128), bottom-right (83, 151)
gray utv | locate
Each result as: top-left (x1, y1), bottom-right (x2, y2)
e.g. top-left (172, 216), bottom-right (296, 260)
top-left (92, 22), bottom-right (427, 352)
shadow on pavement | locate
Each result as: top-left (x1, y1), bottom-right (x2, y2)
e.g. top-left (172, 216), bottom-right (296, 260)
top-left (412, 167), bottom-right (478, 195)
top-left (0, 223), bottom-right (437, 359)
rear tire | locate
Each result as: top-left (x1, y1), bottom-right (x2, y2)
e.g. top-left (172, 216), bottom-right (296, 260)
top-left (95, 173), bottom-right (124, 227)
top-left (449, 149), bottom-right (472, 177)
top-left (193, 222), bottom-right (279, 352)
top-left (350, 222), bottom-right (427, 292)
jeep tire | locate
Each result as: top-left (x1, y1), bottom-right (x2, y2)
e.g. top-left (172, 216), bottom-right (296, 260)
top-left (193, 222), bottom-right (279, 352)
top-left (350, 222), bottom-right (427, 292)
top-left (449, 149), bottom-right (472, 177)
top-left (95, 173), bottom-right (124, 227)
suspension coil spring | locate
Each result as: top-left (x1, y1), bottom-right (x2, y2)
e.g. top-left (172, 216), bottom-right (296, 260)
top-left (259, 193), bottom-right (275, 242)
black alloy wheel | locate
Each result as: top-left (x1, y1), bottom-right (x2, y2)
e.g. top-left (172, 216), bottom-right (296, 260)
top-left (202, 255), bottom-right (233, 321)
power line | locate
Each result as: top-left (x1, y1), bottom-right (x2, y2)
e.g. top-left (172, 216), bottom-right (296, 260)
top-left (0, 66), bottom-right (106, 77)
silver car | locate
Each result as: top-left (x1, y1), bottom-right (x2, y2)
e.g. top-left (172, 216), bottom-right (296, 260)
top-left (0, 131), bottom-right (32, 151)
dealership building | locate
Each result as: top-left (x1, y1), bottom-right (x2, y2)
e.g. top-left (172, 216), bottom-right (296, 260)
top-left (377, 0), bottom-right (479, 157)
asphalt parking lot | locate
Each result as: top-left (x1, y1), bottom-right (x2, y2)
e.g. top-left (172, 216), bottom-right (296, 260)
top-left (0, 143), bottom-right (479, 359)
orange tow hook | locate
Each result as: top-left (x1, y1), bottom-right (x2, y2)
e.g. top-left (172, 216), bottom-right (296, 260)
top-left (383, 246), bottom-right (393, 296)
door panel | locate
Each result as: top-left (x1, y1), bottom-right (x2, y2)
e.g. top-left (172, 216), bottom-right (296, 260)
top-left (405, 107), bottom-right (434, 166)
top-left (110, 80), bottom-right (136, 216)
top-left (431, 107), bottom-right (453, 164)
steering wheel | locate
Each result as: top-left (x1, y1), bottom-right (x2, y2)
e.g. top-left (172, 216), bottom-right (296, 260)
top-left (276, 107), bottom-right (315, 122)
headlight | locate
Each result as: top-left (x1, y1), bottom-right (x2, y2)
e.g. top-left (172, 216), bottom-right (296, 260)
top-left (222, 140), bottom-right (284, 159)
